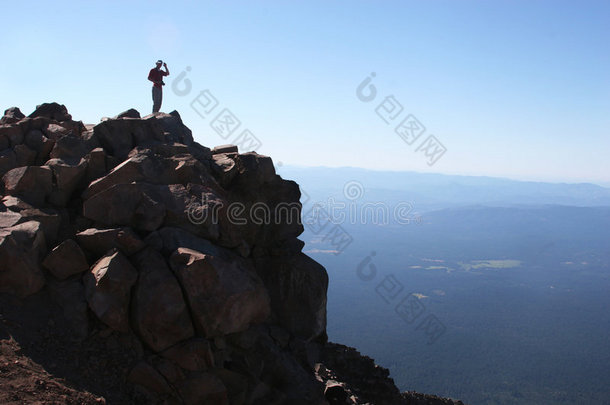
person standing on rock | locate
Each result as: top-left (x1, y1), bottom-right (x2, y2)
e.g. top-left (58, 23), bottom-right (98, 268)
top-left (148, 60), bottom-right (170, 113)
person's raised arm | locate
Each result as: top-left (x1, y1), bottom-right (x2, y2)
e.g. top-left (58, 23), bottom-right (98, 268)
top-left (163, 62), bottom-right (170, 76)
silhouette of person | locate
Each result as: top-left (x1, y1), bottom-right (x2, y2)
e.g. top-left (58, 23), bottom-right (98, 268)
top-left (148, 60), bottom-right (170, 113)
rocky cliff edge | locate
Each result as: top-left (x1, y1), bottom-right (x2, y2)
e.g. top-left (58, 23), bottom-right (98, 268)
top-left (0, 103), bottom-right (464, 405)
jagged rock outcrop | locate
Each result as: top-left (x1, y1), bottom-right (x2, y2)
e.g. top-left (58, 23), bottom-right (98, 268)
top-left (0, 104), bottom-right (465, 404)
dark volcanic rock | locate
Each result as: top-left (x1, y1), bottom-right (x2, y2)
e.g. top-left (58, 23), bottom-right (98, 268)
top-left (84, 147), bottom-right (107, 182)
top-left (149, 110), bottom-right (194, 146)
top-left (0, 221), bottom-right (47, 298)
top-left (42, 238), bottom-right (89, 280)
top-left (131, 248), bottom-right (195, 352)
top-left (46, 158), bottom-right (88, 206)
top-left (0, 106), bottom-right (25, 124)
top-left (161, 338), bottom-right (215, 371)
top-left (255, 253), bottom-right (328, 341)
top-left (2, 165), bottom-right (52, 206)
top-left (14, 144), bottom-right (36, 166)
top-left (169, 247), bottom-right (271, 337)
top-left (49, 133), bottom-right (91, 163)
top-left (17, 207), bottom-right (61, 245)
top-left (28, 102), bottom-right (72, 121)
top-left (0, 123), bottom-right (24, 147)
top-left (115, 108), bottom-right (141, 119)
top-left (76, 227), bottom-right (145, 258)
top-left (81, 151), bottom-right (215, 199)
top-left (84, 249), bottom-right (138, 332)
top-left (211, 144), bottom-right (238, 154)
top-left (0, 103), bottom-right (465, 405)
top-left (0, 149), bottom-right (18, 177)
top-left (82, 182), bottom-right (168, 232)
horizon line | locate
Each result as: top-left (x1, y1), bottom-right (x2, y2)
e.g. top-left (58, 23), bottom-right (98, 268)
top-left (275, 163), bottom-right (610, 189)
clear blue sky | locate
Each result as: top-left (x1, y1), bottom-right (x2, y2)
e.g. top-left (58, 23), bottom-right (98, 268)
top-left (2, 0), bottom-right (609, 184)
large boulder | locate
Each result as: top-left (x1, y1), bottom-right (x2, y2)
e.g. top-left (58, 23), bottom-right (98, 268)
top-left (84, 147), bottom-right (107, 182)
top-left (211, 145), bottom-right (238, 155)
top-left (169, 247), bottom-right (270, 337)
top-left (43, 123), bottom-right (71, 140)
top-left (0, 221), bottom-right (47, 298)
top-left (82, 182), bottom-right (226, 239)
top-left (131, 248), bottom-right (194, 352)
top-left (0, 107), bottom-right (25, 125)
top-left (16, 207), bottom-right (61, 246)
top-left (42, 238), bottom-right (89, 280)
top-left (82, 154), bottom-right (150, 199)
top-left (82, 151), bottom-right (214, 199)
top-left (216, 154), bottom-right (304, 251)
top-left (254, 253), bottom-right (328, 341)
top-left (76, 227), bottom-right (145, 258)
top-left (210, 153), bottom-right (238, 188)
top-left (173, 182), bottom-right (232, 244)
top-left (28, 102), bottom-right (72, 122)
top-left (231, 152), bottom-right (277, 186)
top-left (2, 165), bottom-right (52, 206)
top-left (48, 134), bottom-right (90, 163)
top-left (93, 117), bottom-right (165, 160)
top-left (144, 111), bottom-right (194, 146)
top-left (83, 249), bottom-right (138, 332)
top-left (115, 108), bottom-right (141, 119)
top-left (46, 158), bottom-right (88, 206)
top-left (82, 182), bottom-right (167, 232)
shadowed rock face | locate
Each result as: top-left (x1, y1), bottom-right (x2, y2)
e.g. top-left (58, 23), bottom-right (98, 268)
top-left (0, 104), bottom-right (465, 405)
top-left (0, 220), bottom-right (46, 298)
top-left (84, 249), bottom-right (138, 333)
top-left (169, 247), bottom-right (271, 338)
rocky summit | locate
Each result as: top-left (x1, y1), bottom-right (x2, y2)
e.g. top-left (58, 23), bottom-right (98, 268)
top-left (0, 103), bottom-right (464, 404)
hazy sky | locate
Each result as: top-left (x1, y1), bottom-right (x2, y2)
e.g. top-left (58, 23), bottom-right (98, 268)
top-left (2, 1), bottom-right (609, 184)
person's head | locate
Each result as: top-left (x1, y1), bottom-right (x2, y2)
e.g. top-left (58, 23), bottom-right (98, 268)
top-left (156, 60), bottom-right (163, 68)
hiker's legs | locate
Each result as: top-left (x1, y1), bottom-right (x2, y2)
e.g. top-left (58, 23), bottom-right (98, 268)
top-left (152, 87), bottom-right (162, 113)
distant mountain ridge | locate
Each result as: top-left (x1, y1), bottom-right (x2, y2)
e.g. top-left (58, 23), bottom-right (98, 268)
top-left (278, 165), bottom-right (610, 210)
